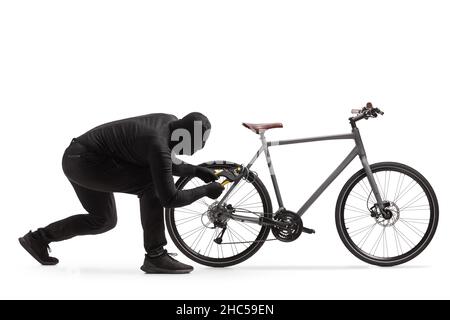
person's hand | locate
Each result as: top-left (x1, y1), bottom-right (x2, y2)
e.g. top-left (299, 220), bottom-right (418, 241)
top-left (195, 166), bottom-right (219, 183)
top-left (204, 182), bottom-right (225, 199)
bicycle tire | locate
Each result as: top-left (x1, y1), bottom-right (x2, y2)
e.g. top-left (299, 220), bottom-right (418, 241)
top-left (165, 161), bottom-right (273, 267)
top-left (336, 162), bottom-right (438, 266)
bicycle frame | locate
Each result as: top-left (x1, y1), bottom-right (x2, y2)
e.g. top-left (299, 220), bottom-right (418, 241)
top-left (218, 124), bottom-right (384, 223)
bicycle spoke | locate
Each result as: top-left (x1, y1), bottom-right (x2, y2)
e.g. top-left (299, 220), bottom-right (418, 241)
top-left (392, 225), bottom-right (414, 249)
top-left (399, 193), bottom-right (426, 210)
top-left (349, 191), bottom-right (370, 202)
top-left (216, 232), bottom-right (220, 258)
top-left (226, 180), bottom-right (246, 201)
top-left (358, 180), bottom-right (370, 197)
top-left (228, 226), bottom-right (250, 248)
top-left (361, 179), bottom-right (377, 204)
top-left (235, 206), bottom-right (264, 211)
top-left (395, 180), bottom-right (417, 204)
top-left (345, 203), bottom-right (370, 214)
top-left (176, 207), bottom-right (205, 215)
top-left (393, 173), bottom-right (405, 203)
top-left (399, 219), bottom-right (425, 238)
top-left (181, 225), bottom-right (205, 239)
top-left (349, 223), bottom-right (377, 237)
top-left (192, 226), bottom-right (209, 252)
top-left (370, 227), bottom-right (385, 256)
top-left (345, 208), bottom-right (368, 215)
top-left (383, 227), bottom-right (388, 257)
top-left (219, 239), bottom-right (224, 258)
top-left (175, 208), bottom-right (206, 217)
top-left (235, 201), bottom-right (263, 208)
top-left (401, 204), bottom-right (430, 212)
top-left (227, 229), bottom-right (238, 254)
top-left (205, 229), bottom-right (218, 257)
top-left (175, 214), bottom-right (203, 226)
top-left (234, 189), bottom-right (259, 208)
top-left (393, 226), bottom-right (403, 255)
top-left (402, 204), bottom-right (429, 209)
top-left (357, 223), bottom-right (377, 248)
top-left (233, 220), bottom-right (260, 236)
top-left (235, 189), bottom-right (259, 207)
top-left (401, 217), bottom-right (430, 225)
top-left (234, 202), bottom-right (264, 211)
top-left (344, 214), bottom-right (372, 224)
top-left (385, 171), bottom-right (391, 200)
top-left (227, 226), bottom-right (246, 244)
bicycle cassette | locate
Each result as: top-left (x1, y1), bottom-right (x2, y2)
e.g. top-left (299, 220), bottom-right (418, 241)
top-left (271, 210), bottom-right (303, 242)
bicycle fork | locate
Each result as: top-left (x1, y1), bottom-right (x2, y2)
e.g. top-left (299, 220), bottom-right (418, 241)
top-left (353, 127), bottom-right (385, 212)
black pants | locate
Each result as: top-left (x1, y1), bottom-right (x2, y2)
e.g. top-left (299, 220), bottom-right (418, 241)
top-left (40, 139), bottom-right (166, 254)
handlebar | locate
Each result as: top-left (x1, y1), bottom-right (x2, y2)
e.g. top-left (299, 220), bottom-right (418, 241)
top-left (350, 102), bottom-right (384, 122)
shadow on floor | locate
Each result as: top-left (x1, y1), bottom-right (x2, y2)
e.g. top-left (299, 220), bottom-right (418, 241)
top-left (209, 264), bottom-right (431, 272)
top-left (77, 266), bottom-right (140, 276)
top-left (39, 263), bottom-right (430, 276)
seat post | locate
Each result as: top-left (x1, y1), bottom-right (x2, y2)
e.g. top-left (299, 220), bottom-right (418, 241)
top-left (259, 132), bottom-right (284, 208)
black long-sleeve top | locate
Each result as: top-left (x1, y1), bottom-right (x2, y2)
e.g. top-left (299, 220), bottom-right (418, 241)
top-left (76, 113), bottom-right (206, 207)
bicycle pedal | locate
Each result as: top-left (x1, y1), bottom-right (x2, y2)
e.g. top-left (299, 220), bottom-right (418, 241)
top-left (302, 227), bottom-right (315, 234)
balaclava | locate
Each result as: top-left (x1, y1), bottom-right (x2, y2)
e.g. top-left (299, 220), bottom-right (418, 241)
top-left (169, 112), bottom-right (211, 155)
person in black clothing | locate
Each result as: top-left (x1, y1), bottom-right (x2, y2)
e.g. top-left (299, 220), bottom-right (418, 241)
top-left (19, 112), bottom-right (224, 274)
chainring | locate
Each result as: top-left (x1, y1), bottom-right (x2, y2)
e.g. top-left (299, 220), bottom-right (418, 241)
top-left (271, 210), bottom-right (303, 242)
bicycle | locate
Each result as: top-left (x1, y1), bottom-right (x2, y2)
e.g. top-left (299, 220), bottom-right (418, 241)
top-left (165, 103), bottom-right (439, 267)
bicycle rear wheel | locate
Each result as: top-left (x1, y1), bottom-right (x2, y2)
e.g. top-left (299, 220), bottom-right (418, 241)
top-left (165, 162), bottom-right (272, 267)
top-left (336, 162), bottom-right (438, 266)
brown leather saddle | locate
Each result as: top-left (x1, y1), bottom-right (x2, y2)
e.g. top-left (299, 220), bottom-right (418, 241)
top-left (242, 122), bottom-right (283, 134)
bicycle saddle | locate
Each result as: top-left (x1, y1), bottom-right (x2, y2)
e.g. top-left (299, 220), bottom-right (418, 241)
top-left (242, 122), bottom-right (283, 134)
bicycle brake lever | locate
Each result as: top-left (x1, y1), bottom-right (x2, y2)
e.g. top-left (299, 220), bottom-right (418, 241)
top-left (375, 108), bottom-right (384, 115)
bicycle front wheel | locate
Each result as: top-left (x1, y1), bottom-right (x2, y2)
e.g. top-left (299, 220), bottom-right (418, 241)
top-left (336, 162), bottom-right (438, 266)
top-left (165, 162), bottom-right (273, 267)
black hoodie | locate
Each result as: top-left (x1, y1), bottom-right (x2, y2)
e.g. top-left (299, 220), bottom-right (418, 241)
top-left (75, 112), bottom-right (212, 207)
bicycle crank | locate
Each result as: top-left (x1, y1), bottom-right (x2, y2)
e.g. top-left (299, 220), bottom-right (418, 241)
top-left (271, 210), bottom-right (303, 242)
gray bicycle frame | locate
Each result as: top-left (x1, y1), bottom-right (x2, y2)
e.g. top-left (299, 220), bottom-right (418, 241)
top-left (219, 126), bottom-right (384, 224)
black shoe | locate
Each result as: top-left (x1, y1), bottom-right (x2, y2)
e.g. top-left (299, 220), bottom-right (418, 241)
top-left (19, 231), bottom-right (59, 266)
top-left (140, 250), bottom-right (193, 274)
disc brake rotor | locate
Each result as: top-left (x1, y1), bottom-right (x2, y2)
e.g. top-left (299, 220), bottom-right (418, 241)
top-left (204, 201), bottom-right (230, 228)
top-left (375, 201), bottom-right (400, 227)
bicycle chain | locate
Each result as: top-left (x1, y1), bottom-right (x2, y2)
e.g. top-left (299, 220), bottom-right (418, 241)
top-left (217, 238), bottom-right (278, 245)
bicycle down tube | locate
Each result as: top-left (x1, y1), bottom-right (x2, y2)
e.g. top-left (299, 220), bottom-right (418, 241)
top-left (220, 129), bottom-right (385, 224)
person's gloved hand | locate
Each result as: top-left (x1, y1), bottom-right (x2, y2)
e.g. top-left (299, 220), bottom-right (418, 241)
top-left (195, 166), bottom-right (219, 183)
top-left (204, 182), bottom-right (225, 199)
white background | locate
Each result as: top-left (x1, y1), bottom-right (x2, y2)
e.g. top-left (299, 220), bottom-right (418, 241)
top-left (1, 0), bottom-right (449, 299)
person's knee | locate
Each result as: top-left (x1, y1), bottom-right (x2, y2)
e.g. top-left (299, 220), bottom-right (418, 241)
top-left (88, 214), bottom-right (117, 234)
